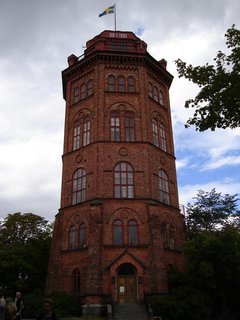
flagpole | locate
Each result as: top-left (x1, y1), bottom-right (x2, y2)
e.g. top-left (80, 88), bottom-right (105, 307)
top-left (114, 3), bottom-right (117, 31)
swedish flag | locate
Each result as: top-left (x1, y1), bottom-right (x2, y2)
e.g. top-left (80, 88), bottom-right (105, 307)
top-left (99, 5), bottom-right (115, 17)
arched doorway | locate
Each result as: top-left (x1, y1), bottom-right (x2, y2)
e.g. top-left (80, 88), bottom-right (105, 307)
top-left (117, 264), bottom-right (137, 303)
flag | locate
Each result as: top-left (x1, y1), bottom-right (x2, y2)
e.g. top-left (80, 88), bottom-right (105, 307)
top-left (99, 5), bottom-right (115, 17)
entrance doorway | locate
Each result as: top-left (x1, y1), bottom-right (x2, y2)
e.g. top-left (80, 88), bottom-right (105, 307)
top-left (117, 264), bottom-right (137, 303)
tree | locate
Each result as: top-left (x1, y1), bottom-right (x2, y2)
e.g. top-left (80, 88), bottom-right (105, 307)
top-left (175, 25), bottom-right (240, 131)
top-left (186, 189), bottom-right (240, 233)
top-left (0, 212), bottom-right (53, 295)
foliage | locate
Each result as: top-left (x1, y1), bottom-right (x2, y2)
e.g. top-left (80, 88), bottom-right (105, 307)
top-left (0, 212), bottom-right (53, 296)
top-left (23, 290), bottom-right (82, 318)
top-left (186, 189), bottom-right (240, 233)
top-left (175, 25), bottom-right (240, 131)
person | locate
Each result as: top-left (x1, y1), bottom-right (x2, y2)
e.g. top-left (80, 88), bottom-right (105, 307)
top-left (35, 299), bottom-right (59, 320)
top-left (0, 296), bottom-right (6, 320)
top-left (5, 298), bottom-right (17, 320)
top-left (14, 292), bottom-right (23, 320)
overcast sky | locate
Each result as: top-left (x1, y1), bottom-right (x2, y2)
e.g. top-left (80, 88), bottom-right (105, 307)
top-left (0, 0), bottom-right (239, 221)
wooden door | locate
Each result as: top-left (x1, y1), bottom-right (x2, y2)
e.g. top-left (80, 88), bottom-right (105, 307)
top-left (118, 275), bottom-right (137, 303)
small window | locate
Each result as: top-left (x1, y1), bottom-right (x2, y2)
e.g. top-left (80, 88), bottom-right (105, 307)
top-left (87, 79), bottom-right (93, 96)
top-left (79, 223), bottom-right (87, 248)
top-left (128, 220), bottom-right (138, 245)
top-left (161, 224), bottom-right (167, 248)
top-left (108, 75), bottom-right (115, 92)
top-left (159, 90), bottom-right (164, 105)
top-left (118, 76), bottom-right (126, 92)
top-left (153, 86), bottom-right (159, 101)
top-left (83, 117), bottom-right (90, 146)
top-left (80, 83), bottom-right (86, 100)
top-left (169, 225), bottom-right (175, 249)
top-left (160, 123), bottom-right (167, 151)
top-left (113, 219), bottom-right (123, 245)
top-left (114, 162), bottom-right (134, 199)
top-left (159, 170), bottom-right (170, 205)
top-left (72, 268), bottom-right (80, 294)
top-left (69, 225), bottom-right (78, 250)
top-left (74, 87), bottom-right (79, 104)
top-left (128, 76), bottom-right (135, 92)
top-left (148, 82), bottom-right (153, 98)
top-left (72, 168), bottom-right (86, 205)
top-left (111, 112), bottom-right (120, 142)
top-left (124, 112), bottom-right (135, 142)
top-left (73, 121), bottom-right (81, 150)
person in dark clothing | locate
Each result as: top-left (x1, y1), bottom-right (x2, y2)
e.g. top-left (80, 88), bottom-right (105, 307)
top-left (14, 292), bottom-right (23, 320)
top-left (35, 299), bottom-right (59, 320)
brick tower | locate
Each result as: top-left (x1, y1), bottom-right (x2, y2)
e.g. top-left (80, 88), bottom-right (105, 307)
top-left (46, 30), bottom-right (185, 312)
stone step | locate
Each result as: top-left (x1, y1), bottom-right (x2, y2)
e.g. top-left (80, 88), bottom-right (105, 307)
top-left (114, 303), bottom-right (149, 320)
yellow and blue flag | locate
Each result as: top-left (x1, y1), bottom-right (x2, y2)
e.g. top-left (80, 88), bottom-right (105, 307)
top-left (99, 5), bottom-right (115, 17)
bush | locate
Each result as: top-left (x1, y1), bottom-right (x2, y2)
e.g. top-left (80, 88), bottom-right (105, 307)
top-left (23, 290), bottom-right (82, 318)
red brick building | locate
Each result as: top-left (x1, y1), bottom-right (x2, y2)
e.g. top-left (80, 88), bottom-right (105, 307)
top-left (46, 30), bottom-right (185, 311)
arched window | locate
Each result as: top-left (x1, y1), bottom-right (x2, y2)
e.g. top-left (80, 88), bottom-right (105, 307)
top-left (79, 223), bottom-right (87, 248)
top-left (153, 86), bottom-right (159, 101)
top-left (169, 225), bottom-right (175, 249)
top-left (110, 111), bottom-right (120, 141)
top-left (128, 76), bottom-right (135, 92)
top-left (69, 225), bottom-right (78, 250)
top-left (114, 162), bottom-right (134, 198)
top-left (159, 90), bottom-right (164, 105)
top-left (113, 219), bottom-right (123, 245)
top-left (108, 75), bottom-right (115, 92)
top-left (158, 170), bottom-right (170, 205)
top-left (161, 223), bottom-right (167, 248)
top-left (72, 168), bottom-right (86, 205)
top-left (73, 121), bottom-right (81, 150)
top-left (148, 82), bottom-right (153, 98)
top-left (73, 87), bottom-right (79, 104)
top-left (128, 220), bottom-right (138, 245)
top-left (160, 123), bottom-right (167, 151)
top-left (118, 76), bottom-right (126, 92)
top-left (152, 119), bottom-right (159, 147)
top-left (87, 79), bottom-right (93, 96)
top-left (80, 83), bottom-right (86, 100)
top-left (72, 268), bottom-right (80, 294)
top-left (83, 117), bottom-right (90, 146)
top-left (124, 112), bottom-right (135, 142)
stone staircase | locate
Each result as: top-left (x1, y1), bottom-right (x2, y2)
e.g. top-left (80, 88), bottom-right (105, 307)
top-left (114, 303), bottom-right (150, 320)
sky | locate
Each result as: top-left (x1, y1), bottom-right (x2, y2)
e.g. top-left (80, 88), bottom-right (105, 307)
top-left (0, 0), bottom-right (239, 221)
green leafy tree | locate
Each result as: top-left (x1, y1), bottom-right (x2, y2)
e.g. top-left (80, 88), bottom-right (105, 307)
top-left (186, 189), bottom-right (240, 233)
top-left (0, 212), bottom-right (53, 295)
top-left (175, 25), bottom-right (240, 131)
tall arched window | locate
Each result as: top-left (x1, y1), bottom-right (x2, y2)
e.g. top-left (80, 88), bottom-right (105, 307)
top-left (152, 119), bottom-right (159, 147)
top-left (114, 162), bottom-right (134, 198)
top-left (113, 219), bottom-right (123, 245)
top-left (69, 225), bottom-right (78, 250)
top-left (169, 225), bottom-right (175, 249)
top-left (72, 268), bottom-right (80, 294)
top-left (73, 87), bottom-right (79, 104)
top-left (128, 76), bottom-right (135, 92)
top-left (79, 223), bottom-right (87, 248)
top-left (160, 123), bottom-right (167, 151)
top-left (87, 79), bottom-right (93, 96)
top-left (118, 76), bottom-right (126, 92)
top-left (153, 86), bottom-right (159, 101)
top-left (110, 111), bottom-right (120, 141)
top-left (72, 168), bottom-right (86, 205)
top-left (83, 117), bottom-right (90, 146)
top-left (161, 223), bottom-right (167, 248)
top-left (108, 75), bottom-right (115, 92)
top-left (80, 83), bottom-right (86, 100)
top-left (128, 220), bottom-right (138, 245)
top-left (158, 170), bottom-right (170, 205)
top-left (124, 112), bottom-right (135, 142)
top-left (148, 82), bottom-right (153, 98)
